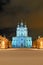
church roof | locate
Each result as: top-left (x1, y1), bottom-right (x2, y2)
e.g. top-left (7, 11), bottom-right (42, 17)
top-left (17, 22), bottom-right (27, 28)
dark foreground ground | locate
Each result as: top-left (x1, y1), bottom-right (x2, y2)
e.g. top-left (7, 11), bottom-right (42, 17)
top-left (0, 48), bottom-right (43, 65)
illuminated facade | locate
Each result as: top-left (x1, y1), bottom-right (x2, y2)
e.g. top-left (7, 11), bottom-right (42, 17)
top-left (12, 22), bottom-right (32, 48)
top-left (33, 37), bottom-right (43, 49)
top-left (0, 35), bottom-right (12, 49)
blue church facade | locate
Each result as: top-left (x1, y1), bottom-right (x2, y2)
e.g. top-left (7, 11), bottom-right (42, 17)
top-left (12, 22), bottom-right (32, 48)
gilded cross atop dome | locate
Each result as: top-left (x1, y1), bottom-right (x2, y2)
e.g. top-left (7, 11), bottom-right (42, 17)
top-left (20, 19), bottom-right (24, 27)
top-left (17, 22), bottom-right (19, 27)
top-left (20, 22), bottom-right (23, 26)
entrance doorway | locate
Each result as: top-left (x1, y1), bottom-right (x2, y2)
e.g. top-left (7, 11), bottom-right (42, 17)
top-left (20, 43), bottom-right (24, 48)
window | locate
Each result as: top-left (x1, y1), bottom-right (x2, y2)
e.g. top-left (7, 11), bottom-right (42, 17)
top-left (29, 40), bottom-right (30, 41)
top-left (21, 39), bottom-right (23, 40)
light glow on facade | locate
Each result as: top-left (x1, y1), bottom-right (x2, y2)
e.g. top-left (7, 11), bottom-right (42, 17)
top-left (12, 22), bottom-right (32, 48)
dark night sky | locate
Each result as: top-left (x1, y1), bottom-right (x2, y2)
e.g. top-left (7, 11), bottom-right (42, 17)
top-left (0, 0), bottom-right (43, 39)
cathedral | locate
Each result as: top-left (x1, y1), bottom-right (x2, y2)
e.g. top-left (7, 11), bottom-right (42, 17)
top-left (12, 22), bottom-right (32, 48)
